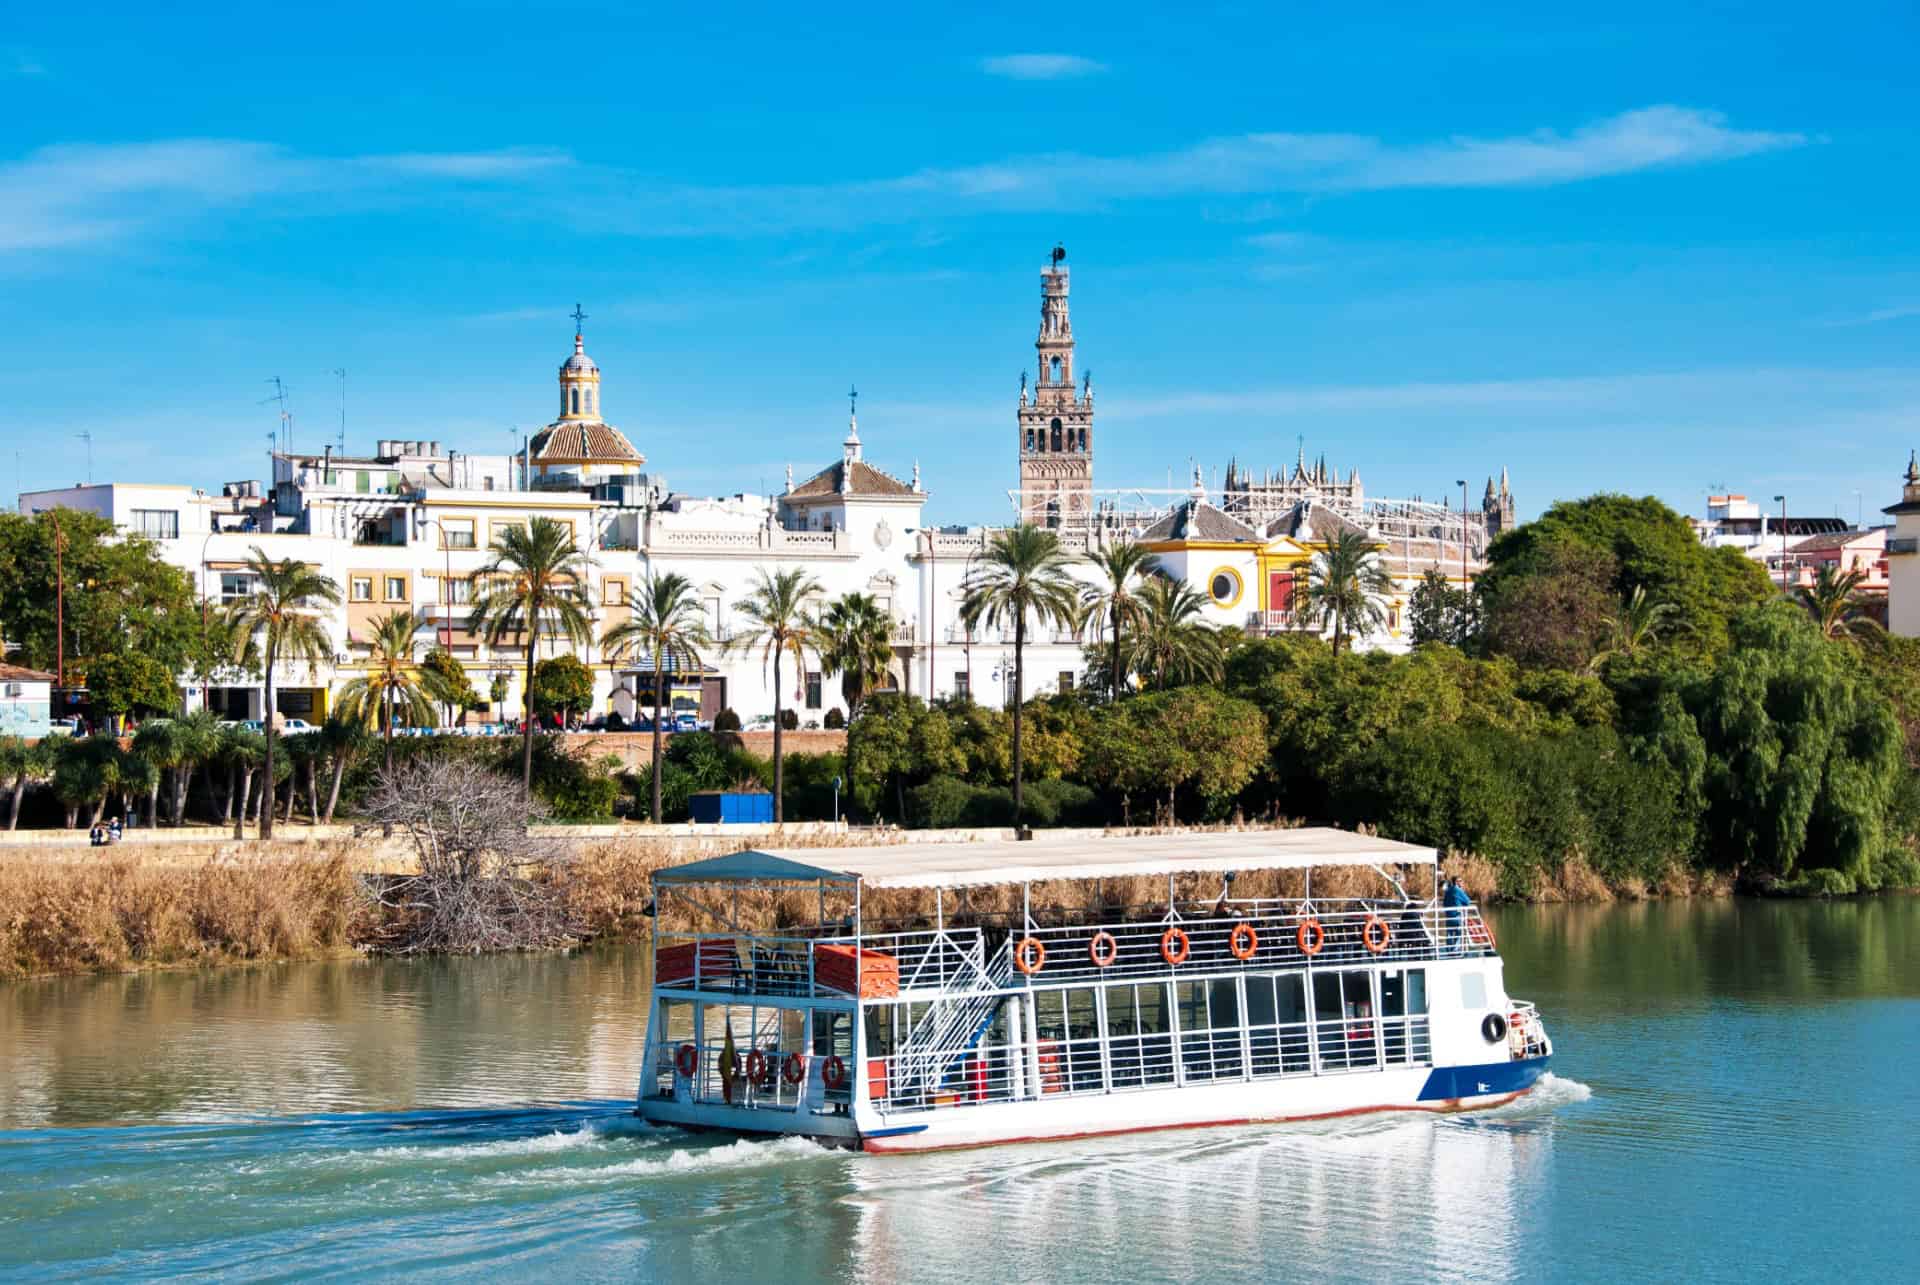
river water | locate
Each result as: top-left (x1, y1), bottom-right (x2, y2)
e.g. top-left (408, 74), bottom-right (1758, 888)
top-left (1, 897), bottom-right (1914, 1281)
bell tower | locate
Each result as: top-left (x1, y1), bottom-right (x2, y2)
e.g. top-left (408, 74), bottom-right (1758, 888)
top-left (1017, 244), bottom-right (1094, 528)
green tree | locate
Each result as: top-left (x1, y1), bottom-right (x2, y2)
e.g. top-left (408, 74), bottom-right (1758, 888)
top-left (87, 652), bottom-right (179, 723)
top-left (466, 516), bottom-right (596, 792)
top-left (601, 572), bottom-right (715, 822)
top-left (815, 591), bottom-right (896, 819)
top-left (316, 714), bottom-right (371, 824)
top-left (1797, 565), bottom-right (1875, 640)
top-left (1407, 569), bottom-right (1480, 648)
top-left (1081, 540), bottom-right (1157, 698)
top-left (0, 509), bottom-right (197, 679)
top-left (1300, 529), bottom-right (1394, 654)
top-left (334, 608), bottom-right (437, 773)
top-left (1481, 537), bottom-right (1618, 671)
top-left (1696, 602), bottom-right (1903, 885)
top-left (0, 736), bottom-right (54, 830)
top-left (960, 524), bottom-right (1081, 822)
top-left (530, 654), bottom-right (595, 724)
top-left (223, 547), bottom-right (341, 838)
top-left (1587, 585), bottom-right (1678, 673)
top-left (419, 647), bottom-right (482, 728)
top-left (168, 708), bottom-right (223, 826)
top-left (1126, 574), bottom-right (1224, 689)
top-left (731, 566), bottom-right (823, 823)
top-left (131, 718), bottom-right (187, 826)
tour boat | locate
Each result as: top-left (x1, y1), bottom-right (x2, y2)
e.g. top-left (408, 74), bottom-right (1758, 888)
top-left (635, 831), bottom-right (1553, 1153)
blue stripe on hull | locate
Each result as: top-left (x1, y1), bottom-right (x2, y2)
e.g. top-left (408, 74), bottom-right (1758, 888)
top-left (1417, 1055), bottom-right (1549, 1102)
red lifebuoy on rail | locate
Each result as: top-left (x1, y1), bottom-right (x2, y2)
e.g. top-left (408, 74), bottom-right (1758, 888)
top-left (1014, 937), bottom-right (1047, 975)
top-left (675, 1043), bottom-right (698, 1078)
top-left (822, 1055), bottom-right (847, 1089)
top-left (1088, 930), bottom-right (1119, 968)
top-left (782, 1052), bottom-right (805, 1086)
top-left (746, 1049), bottom-right (768, 1084)
top-left (1362, 914), bottom-right (1392, 955)
top-left (1296, 918), bottom-right (1326, 957)
top-left (1229, 922), bottom-right (1259, 961)
top-left (1160, 927), bottom-right (1191, 966)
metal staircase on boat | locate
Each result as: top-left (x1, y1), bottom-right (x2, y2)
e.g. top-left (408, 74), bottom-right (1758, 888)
top-left (889, 938), bottom-right (1017, 1103)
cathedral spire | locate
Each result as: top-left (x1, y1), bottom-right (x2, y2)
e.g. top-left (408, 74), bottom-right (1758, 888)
top-left (1017, 244), bottom-right (1093, 527)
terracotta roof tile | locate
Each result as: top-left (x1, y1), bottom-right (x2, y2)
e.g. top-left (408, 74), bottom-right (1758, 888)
top-left (529, 420), bottom-right (644, 464)
top-left (788, 459), bottom-right (917, 498)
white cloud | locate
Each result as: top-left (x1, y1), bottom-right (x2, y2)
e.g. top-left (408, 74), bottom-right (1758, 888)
top-left (0, 140), bottom-right (573, 253)
top-left (1820, 303), bottom-right (1920, 328)
top-left (980, 54), bottom-right (1106, 81)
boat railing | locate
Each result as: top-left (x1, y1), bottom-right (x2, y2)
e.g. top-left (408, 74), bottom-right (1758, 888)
top-left (644, 1039), bottom-right (853, 1110)
top-left (1507, 999), bottom-right (1551, 1060)
top-left (867, 1008), bottom-right (1435, 1116)
top-left (1005, 901), bottom-right (1494, 988)
top-left (653, 926), bottom-right (989, 999)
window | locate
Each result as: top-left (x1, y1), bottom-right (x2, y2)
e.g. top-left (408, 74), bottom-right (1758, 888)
top-left (805, 671), bottom-right (823, 709)
top-left (482, 476), bottom-right (494, 491)
top-left (1050, 417), bottom-right (1063, 452)
top-left (132, 509), bottom-right (179, 540)
top-left (1207, 568), bottom-right (1242, 607)
top-left (586, 388), bottom-right (596, 415)
top-left (350, 576), bottom-right (373, 603)
top-left (570, 388), bottom-right (580, 414)
top-left (1058, 671), bottom-right (1075, 693)
top-left (356, 470), bottom-right (371, 494)
top-left (445, 577), bottom-right (472, 605)
top-left (490, 519), bottom-right (525, 542)
top-left (219, 572), bottom-right (257, 601)
top-left (384, 576), bottom-right (407, 602)
top-left (440, 519), bottom-right (475, 549)
top-left (1459, 970), bottom-right (1487, 1010)
top-left (953, 671), bottom-right (970, 698)
top-left (604, 577), bottom-right (627, 607)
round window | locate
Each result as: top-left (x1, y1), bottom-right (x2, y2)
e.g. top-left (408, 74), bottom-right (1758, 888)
top-left (1210, 572), bottom-right (1236, 602)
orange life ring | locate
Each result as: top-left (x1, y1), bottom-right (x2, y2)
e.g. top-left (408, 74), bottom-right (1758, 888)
top-left (1014, 937), bottom-right (1047, 975)
top-left (1160, 926), bottom-right (1191, 966)
top-left (1296, 918), bottom-right (1325, 957)
top-left (1363, 914), bottom-right (1391, 955)
top-left (782, 1052), bottom-right (805, 1085)
top-left (674, 1043), bottom-right (698, 1078)
top-left (746, 1049), bottom-right (768, 1083)
top-left (1469, 917), bottom-right (1496, 948)
top-left (1229, 922), bottom-right (1259, 961)
top-left (1088, 930), bottom-right (1119, 968)
top-left (822, 1055), bottom-right (847, 1089)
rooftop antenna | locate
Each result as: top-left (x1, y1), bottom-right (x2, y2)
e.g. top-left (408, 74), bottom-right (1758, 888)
top-left (262, 377), bottom-right (292, 454)
top-left (74, 432), bottom-right (93, 485)
top-left (332, 369), bottom-right (347, 452)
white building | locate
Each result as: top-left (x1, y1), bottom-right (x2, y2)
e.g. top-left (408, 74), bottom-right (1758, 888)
top-left (0, 663), bottom-right (55, 737)
top-left (1884, 454), bottom-right (1920, 638)
top-left (18, 261), bottom-right (1475, 727)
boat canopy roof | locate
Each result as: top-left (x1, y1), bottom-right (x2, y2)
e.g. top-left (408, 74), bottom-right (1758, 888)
top-left (652, 829), bottom-right (1436, 891)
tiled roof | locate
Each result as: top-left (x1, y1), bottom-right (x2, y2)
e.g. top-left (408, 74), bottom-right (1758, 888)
top-left (0, 662), bottom-right (56, 683)
top-left (1138, 500), bottom-right (1262, 543)
top-left (529, 420), bottom-right (643, 464)
top-left (1789, 528), bottom-right (1883, 553)
top-left (1264, 500), bottom-right (1372, 545)
top-left (788, 459), bottom-right (917, 499)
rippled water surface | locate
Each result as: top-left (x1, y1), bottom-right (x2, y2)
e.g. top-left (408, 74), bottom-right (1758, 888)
top-left (2, 898), bottom-right (1915, 1281)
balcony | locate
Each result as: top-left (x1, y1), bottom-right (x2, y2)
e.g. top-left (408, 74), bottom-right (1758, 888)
top-left (1244, 609), bottom-right (1315, 636)
top-left (1889, 537), bottom-right (1919, 556)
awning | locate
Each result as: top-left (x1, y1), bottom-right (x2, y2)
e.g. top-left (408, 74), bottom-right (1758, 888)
top-left (653, 829), bottom-right (1435, 892)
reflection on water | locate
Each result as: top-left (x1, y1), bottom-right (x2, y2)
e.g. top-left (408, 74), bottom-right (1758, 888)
top-left (0, 897), bottom-right (1915, 1281)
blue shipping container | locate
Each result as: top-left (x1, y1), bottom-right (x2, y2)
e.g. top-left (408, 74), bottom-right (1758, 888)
top-left (688, 791), bottom-right (775, 824)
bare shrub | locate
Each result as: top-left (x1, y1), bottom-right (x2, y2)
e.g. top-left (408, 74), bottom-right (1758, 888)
top-left (356, 757), bottom-right (576, 954)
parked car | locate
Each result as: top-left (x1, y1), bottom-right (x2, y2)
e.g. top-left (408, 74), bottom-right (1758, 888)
top-left (673, 712), bottom-right (699, 733)
top-left (46, 717), bottom-right (80, 737)
top-left (280, 718), bottom-right (316, 733)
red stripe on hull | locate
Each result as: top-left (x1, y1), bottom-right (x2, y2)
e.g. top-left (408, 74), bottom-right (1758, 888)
top-left (858, 1088), bottom-right (1531, 1155)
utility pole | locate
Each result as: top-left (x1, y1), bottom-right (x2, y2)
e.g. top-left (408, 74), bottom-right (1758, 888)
top-left (75, 432), bottom-right (93, 486)
top-left (51, 512), bottom-right (65, 692)
top-left (1774, 494), bottom-right (1788, 590)
top-left (333, 369), bottom-right (347, 452)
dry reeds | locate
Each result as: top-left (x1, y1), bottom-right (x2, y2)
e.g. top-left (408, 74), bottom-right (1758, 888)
top-left (0, 854), bottom-right (356, 980)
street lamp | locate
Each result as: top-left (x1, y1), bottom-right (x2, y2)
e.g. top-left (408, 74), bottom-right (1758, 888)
top-left (1773, 495), bottom-right (1788, 590)
top-left (1455, 480), bottom-right (1469, 583)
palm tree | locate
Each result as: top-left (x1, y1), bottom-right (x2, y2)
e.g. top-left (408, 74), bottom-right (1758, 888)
top-left (960, 524), bottom-right (1082, 822)
top-left (1082, 540), bottom-right (1157, 699)
top-left (816, 591), bottom-right (896, 817)
top-left (316, 714), bottom-right (370, 825)
top-left (281, 731), bottom-right (323, 824)
top-left (1127, 574), bottom-right (1224, 689)
top-left (335, 608), bottom-right (438, 773)
top-left (170, 708), bottom-right (223, 826)
top-left (131, 718), bottom-right (186, 827)
top-left (1797, 565), bottom-right (1874, 640)
top-left (218, 726), bottom-right (267, 837)
top-left (601, 572), bottom-right (715, 822)
top-left (1587, 585), bottom-right (1678, 672)
top-left (225, 548), bottom-right (341, 838)
top-left (466, 516), bottom-right (596, 792)
top-left (0, 736), bottom-right (54, 831)
top-left (731, 567), bottom-right (823, 823)
top-left (1301, 528), bottom-right (1394, 655)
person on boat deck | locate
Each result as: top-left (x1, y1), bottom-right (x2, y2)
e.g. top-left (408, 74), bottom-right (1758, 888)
top-left (1442, 875), bottom-right (1471, 950)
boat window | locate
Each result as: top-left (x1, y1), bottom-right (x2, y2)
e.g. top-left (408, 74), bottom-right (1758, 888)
top-left (865, 1005), bottom-right (897, 1059)
top-left (1104, 984), bottom-right (1138, 1039)
top-left (1106, 982), bottom-right (1173, 1089)
top-left (1460, 971), bottom-right (1487, 1010)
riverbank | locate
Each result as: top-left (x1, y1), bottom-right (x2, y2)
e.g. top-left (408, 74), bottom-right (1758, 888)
top-left (0, 825), bottom-right (1763, 981)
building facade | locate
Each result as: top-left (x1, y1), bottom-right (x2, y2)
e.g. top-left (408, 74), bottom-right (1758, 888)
top-left (1884, 454), bottom-right (1920, 638)
top-left (19, 251), bottom-right (1489, 727)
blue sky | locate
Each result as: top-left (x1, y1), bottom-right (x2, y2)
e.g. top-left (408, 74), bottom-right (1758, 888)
top-left (3, 2), bottom-right (1917, 526)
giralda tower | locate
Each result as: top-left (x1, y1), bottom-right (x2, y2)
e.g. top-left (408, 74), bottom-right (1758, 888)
top-left (1016, 245), bottom-right (1093, 527)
